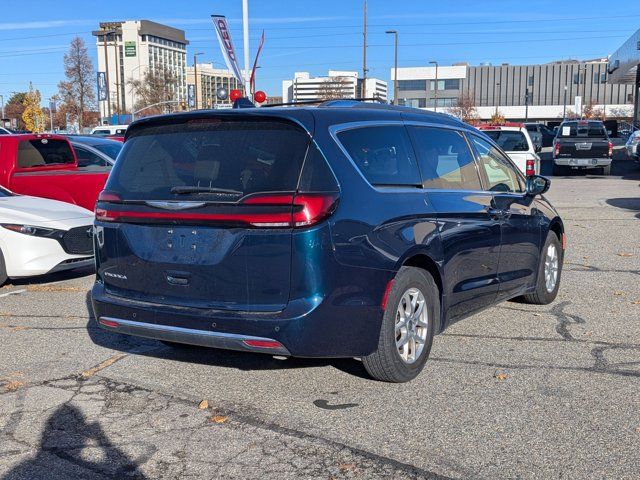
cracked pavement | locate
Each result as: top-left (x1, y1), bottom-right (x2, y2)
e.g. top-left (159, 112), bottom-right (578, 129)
top-left (1, 157), bottom-right (639, 479)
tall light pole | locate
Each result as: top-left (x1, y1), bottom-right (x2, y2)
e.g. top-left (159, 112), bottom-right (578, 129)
top-left (429, 61), bottom-right (438, 112)
top-left (386, 30), bottom-right (398, 105)
top-left (100, 29), bottom-right (114, 121)
top-left (362, 0), bottom-right (368, 98)
top-left (242, 0), bottom-right (250, 97)
top-left (494, 81), bottom-right (501, 116)
top-left (193, 52), bottom-right (204, 109)
top-left (563, 85), bottom-right (568, 120)
top-left (0, 94), bottom-right (4, 123)
top-left (48, 97), bottom-right (55, 132)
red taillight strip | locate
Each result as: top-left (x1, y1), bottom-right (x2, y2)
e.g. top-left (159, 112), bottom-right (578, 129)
top-left (95, 208), bottom-right (292, 227)
top-left (243, 339), bottom-right (284, 349)
top-left (99, 318), bottom-right (120, 328)
top-left (525, 159), bottom-right (535, 176)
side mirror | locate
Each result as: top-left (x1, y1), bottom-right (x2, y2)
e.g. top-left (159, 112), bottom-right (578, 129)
top-left (535, 144), bottom-right (542, 153)
top-left (526, 174), bottom-right (550, 196)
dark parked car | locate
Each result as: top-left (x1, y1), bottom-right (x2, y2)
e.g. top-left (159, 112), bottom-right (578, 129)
top-left (552, 120), bottom-right (613, 175)
top-left (91, 101), bottom-right (565, 382)
top-left (524, 122), bottom-right (556, 148)
top-left (65, 135), bottom-right (123, 169)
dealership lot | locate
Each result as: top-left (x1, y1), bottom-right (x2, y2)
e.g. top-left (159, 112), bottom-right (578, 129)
top-left (1, 156), bottom-right (639, 479)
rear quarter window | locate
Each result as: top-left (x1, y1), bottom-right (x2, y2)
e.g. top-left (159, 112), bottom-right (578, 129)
top-left (17, 139), bottom-right (75, 168)
top-left (105, 118), bottom-right (311, 201)
top-left (336, 125), bottom-right (421, 187)
top-left (482, 130), bottom-right (529, 152)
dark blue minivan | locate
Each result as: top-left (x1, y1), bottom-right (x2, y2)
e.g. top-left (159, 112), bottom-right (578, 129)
top-left (91, 102), bottom-right (564, 382)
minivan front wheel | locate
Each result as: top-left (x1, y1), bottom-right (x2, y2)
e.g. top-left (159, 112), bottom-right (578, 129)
top-left (363, 267), bottom-right (438, 383)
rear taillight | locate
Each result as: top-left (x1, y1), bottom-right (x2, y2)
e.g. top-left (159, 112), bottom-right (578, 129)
top-left (608, 141), bottom-right (613, 157)
top-left (554, 142), bottom-right (560, 157)
top-left (525, 158), bottom-right (535, 176)
top-left (95, 192), bottom-right (339, 228)
top-left (97, 190), bottom-right (122, 203)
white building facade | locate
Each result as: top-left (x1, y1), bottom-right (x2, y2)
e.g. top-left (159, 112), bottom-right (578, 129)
top-left (391, 61), bottom-right (635, 121)
top-left (186, 64), bottom-right (240, 109)
top-left (93, 20), bottom-right (188, 121)
top-left (282, 71), bottom-right (387, 103)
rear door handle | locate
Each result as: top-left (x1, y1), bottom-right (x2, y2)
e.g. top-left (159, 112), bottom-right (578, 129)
top-left (486, 208), bottom-right (504, 221)
top-left (166, 271), bottom-right (191, 286)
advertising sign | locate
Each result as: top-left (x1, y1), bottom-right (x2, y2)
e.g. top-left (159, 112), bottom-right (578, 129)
top-left (97, 72), bottom-right (107, 101)
top-left (211, 15), bottom-right (244, 88)
top-left (187, 84), bottom-right (195, 108)
top-left (124, 41), bottom-right (137, 57)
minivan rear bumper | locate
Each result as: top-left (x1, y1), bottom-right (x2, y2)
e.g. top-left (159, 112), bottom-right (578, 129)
top-left (91, 278), bottom-right (387, 358)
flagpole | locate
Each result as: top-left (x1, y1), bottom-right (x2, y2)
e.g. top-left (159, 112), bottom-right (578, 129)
top-left (242, 0), bottom-right (251, 97)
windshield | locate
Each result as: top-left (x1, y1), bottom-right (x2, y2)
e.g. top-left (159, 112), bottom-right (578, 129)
top-left (105, 118), bottom-right (310, 201)
top-left (483, 130), bottom-right (529, 152)
top-left (93, 142), bottom-right (122, 160)
top-left (558, 122), bottom-right (607, 138)
top-left (0, 186), bottom-right (13, 197)
top-left (17, 139), bottom-right (75, 168)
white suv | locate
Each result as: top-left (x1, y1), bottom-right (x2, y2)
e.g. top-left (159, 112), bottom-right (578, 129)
top-left (477, 124), bottom-right (541, 176)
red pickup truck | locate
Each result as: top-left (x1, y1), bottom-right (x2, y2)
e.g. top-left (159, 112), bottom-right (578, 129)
top-left (0, 134), bottom-right (109, 211)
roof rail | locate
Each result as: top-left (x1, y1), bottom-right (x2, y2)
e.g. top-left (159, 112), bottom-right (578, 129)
top-left (261, 97), bottom-right (387, 108)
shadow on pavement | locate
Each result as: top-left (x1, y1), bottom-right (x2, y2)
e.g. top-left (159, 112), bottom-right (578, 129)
top-left (84, 292), bottom-right (371, 380)
top-left (3, 403), bottom-right (147, 480)
top-left (3, 265), bottom-right (95, 288)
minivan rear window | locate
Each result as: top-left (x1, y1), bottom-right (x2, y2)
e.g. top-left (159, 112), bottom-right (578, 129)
top-left (17, 139), bottom-right (75, 168)
top-left (482, 130), bottom-right (529, 152)
top-left (105, 118), bottom-right (310, 201)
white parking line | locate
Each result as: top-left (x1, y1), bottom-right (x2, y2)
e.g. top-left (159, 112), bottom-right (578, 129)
top-left (0, 289), bottom-right (27, 298)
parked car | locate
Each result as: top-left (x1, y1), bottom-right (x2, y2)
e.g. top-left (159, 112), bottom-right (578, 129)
top-left (477, 124), bottom-right (541, 176)
top-left (552, 120), bottom-right (613, 175)
top-left (91, 102), bottom-right (565, 383)
top-left (0, 134), bottom-right (110, 211)
top-left (91, 125), bottom-right (128, 137)
top-left (0, 127), bottom-right (12, 135)
top-left (106, 135), bottom-right (125, 143)
top-left (66, 135), bottom-right (122, 169)
top-left (0, 186), bottom-right (94, 286)
top-left (524, 122), bottom-right (556, 147)
top-left (625, 130), bottom-right (639, 162)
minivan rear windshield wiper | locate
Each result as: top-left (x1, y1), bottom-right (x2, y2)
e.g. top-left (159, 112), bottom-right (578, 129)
top-left (170, 186), bottom-right (243, 196)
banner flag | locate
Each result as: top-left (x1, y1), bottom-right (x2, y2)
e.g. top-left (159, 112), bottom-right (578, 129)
top-left (211, 15), bottom-right (245, 89)
top-left (97, 72), bottom-right (107, 101)
top-left (249, 30), bottom-right (265, 95)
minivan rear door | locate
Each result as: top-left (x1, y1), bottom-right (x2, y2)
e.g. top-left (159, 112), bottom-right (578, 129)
top-left (95, 115), bottom-right (312, 312)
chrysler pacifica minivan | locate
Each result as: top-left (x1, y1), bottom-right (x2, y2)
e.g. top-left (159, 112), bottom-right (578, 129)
top-left (91, 101), bottom-right (565, 382)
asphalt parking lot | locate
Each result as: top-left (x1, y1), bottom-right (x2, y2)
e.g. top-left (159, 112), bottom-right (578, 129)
top-left (1, 151), bottom-right (639, 479)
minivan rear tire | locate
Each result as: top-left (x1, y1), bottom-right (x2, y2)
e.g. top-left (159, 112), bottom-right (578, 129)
top-left (363, 267), bottom-right (438, 383)
top-left (522, 231), bottom-right (563, 305)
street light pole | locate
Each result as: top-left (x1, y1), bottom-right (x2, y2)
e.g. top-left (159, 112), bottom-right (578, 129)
top-left (494, 81), bottom-right (501, 116)
top-left (362, 0), bottom-right (368, 98)
top-left (101, 30), bottom-right (113, 121)
top-left (242, 0), bottom-right (251, 96)
top-left (193, 52), bottom-right (204, 109)
top-left (386, 30), bottom-right (398, 105)
top-left (429, 60), bottom-right (438, 112)
top-left (48, 98), bottom-right (54, 132)
top-left (0, 95), bottom-right (4, 123)
top-left (563, 85), bottom-right (568, 119)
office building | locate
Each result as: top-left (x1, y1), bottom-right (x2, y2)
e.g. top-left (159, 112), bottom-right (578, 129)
top-left (186, 64), bottom-right (240, 109)
top-left (391, 60), bottom-right (635, 121)
top-left (93, 20), bottom-right (188, 120)
top-left (282, 71), bottom-right (387, 103)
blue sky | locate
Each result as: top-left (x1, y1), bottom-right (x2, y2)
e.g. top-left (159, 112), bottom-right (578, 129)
top-left (1, 0), bottom-right (639, 104)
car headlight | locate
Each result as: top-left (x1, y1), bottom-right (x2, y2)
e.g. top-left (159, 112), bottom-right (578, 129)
top-left (0, 224), bottom-right (62, 238)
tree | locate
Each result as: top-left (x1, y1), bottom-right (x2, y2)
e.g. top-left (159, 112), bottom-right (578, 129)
top-left (447, 93), bottom-right (479, 124)
top-left (128, 67), bottom-right (180, 117)
top-left (5, 92), bottom-right (27, 130)
top-left (22, 83), bottom-right (45, 132)
top-left (58, 37), bottom-right (95, 130)
top-left (490, 111), bottom-right (506, 125)
top-left (317, 76), bottom-right (351, 100)
top-left (583, 99), bottom-right (604, 120)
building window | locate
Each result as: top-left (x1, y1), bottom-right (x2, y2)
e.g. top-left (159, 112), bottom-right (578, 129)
top-left (398, 80), bottom-right (427, 91)
top-left (573, 73), bottom-right (584, 85)
top-left (594, 72), bottom-right (607, 84)
top-left (427, 97), bottom-right (457, 108)
top-left (528, 75), bottom-right (534, 86)
top-left (429, 79), bottom-right (460, 90)
top-left (399, 98), bottom-right (426, 108)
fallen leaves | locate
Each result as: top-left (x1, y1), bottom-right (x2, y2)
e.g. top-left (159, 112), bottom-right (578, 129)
top-left (27, 285), bottom-right (84, 293)
top-left (4, 380), bottom-right (25, 392)
top-left (617, 252), bottom-right (634, 257)
top-left (209, 415), bottom-right (228, 424)
top-left (631, 300), bottom-right (640, 305)
top-left (494, 371), bottom-right (509, 381)
top-left (613, 291), bottom-right (626, 296)
top-left (338, 463), bottom-right (358, 473)
top-left (198, 399), bottom-right (209, 410)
